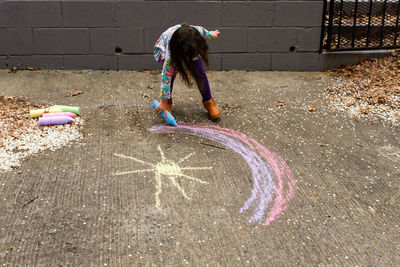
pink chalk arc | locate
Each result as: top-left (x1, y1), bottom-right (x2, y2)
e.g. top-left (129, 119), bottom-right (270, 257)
top-left (148, 125), bottom-right (295, 226)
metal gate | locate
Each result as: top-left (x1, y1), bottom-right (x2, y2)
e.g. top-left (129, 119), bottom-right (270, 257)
top-left (320, 0), bottom-right (400, 51)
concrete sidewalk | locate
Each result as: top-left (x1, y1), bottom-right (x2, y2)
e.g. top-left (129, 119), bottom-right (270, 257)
top-left (0, 69), bottom-right (399, 266)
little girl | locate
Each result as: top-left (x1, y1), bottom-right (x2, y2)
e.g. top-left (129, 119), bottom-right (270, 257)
top-left (153, 23), bottom-right (221, 120)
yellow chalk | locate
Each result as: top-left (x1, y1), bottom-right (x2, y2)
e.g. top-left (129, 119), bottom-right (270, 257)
top-left (30, 108), bottom-right (63, 118)
top-left (30, 109), bottom-right (47, 118)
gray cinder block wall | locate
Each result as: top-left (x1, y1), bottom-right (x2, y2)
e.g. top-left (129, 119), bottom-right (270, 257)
top-left (0, 0), bottom-right (387, 71)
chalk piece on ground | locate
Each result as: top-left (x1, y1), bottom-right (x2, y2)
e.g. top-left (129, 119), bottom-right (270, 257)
top-left (48, 108), bottom-right (63, 113)
top-left (30, 109), bottom-right (47, 118)
top-left (42, 112), bottom-right (77, 118)
top-left (50, 105), bottom-right (81, 115)
top-left (39, 116), bottom-right (74, 126)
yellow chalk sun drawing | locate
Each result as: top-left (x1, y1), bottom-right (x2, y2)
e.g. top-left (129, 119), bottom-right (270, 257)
top-left (112, 145), bottom-right (211, 209)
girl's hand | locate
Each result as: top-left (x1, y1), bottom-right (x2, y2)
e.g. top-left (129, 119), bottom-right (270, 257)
top-left (155, 98), bottom-right (169, 119)
top-left (211, 30), bottom-right (220, 39)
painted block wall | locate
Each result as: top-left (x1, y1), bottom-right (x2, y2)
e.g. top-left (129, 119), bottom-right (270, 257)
top-left (0, 0), bottom-right (381, 71)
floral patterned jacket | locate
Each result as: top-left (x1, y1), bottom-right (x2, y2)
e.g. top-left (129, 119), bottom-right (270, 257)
top-left (154, 25), bottom-right (214, 99)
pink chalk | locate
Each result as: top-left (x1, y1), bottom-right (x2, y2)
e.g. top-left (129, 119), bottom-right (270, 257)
top-left (42, 112), bottom-right (77, 118)
top-left (39, 116), bottom-right (74, 126)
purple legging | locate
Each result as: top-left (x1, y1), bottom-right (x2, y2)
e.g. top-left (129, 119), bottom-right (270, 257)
top-left (162, 58), bottom-right (212, 102)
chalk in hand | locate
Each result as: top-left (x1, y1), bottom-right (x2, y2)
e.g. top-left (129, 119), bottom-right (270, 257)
top-left (152, 100), bottom-right (178, 127)
top-left (39, 116), bottom-right (74, 126)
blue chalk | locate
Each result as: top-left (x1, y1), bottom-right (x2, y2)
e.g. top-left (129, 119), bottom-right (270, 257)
top-left (152, 100), bottom-right (178, 127)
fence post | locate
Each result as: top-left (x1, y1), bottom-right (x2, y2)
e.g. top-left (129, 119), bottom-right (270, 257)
top-left (326, 0), bottom-right (336, 51)
top-left (320, 0), bottom-right (328, 52)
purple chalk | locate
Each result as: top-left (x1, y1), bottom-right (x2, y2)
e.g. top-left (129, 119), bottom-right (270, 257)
top-left (39, 116), bottom-right (74, 126)
top-left (42, 112), bottom-right (77, 118)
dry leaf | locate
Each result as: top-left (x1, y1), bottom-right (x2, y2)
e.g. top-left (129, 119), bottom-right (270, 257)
top-left (26, 67), bottom-right (40, 71)
top-left (308, 106), bottom-right (317, 112)
top-left (66, 90), bottom-right (83, 97)
top-left (360, 107), bottom-right (369, 114)
top-left (330, 50), bottom-right (400, 111)
top-left (141, 93), bottom-right (150, 99)
top-left (317, 142), bottom-right (329, 147)
top-left (148, 84), bottom-right (155, 89)
top-left (8, 66), bottom-right (18, 73)
top-left (275, 99), bottom-right (286, 106)
top-left (376, 95), bottom-right (386, 104)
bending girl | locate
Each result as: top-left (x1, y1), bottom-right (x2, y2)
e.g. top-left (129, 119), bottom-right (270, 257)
top-left (153, 23), bottom-right (221, 120)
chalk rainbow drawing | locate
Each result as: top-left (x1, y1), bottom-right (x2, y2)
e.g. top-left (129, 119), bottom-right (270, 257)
top-left (112, 145), bottom-right (211, 209)
top-left (149, 125), bottom-right (295, 226)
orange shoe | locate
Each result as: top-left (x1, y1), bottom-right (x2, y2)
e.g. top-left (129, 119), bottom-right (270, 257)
top-left (202, 98), bottom-right (221, 119)
top-left (166, 98), bottom-right (173, 114)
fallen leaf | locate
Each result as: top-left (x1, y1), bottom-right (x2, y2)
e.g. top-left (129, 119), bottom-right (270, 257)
top-left (317, 142), bottom-right (329, 147)
top-left (26, 67), bottom-right (40, 71)
top-left (275, 103), bottom-right (285, 107)
top-left (8, 66), bottom-right (18, 73)
top-left (66, 90), bottom-right (83, 97)
top-left (148, 84), bottom-right (155, 89)
top-left (308, 106), bottom-right (317, 112)
top-left (376, 95), bottom-right (386, 104)
top-left (22, 196), bottom-right (38, 207)
top-left (10, 133), bottom-right (20, 139)
top-left (141, 93), bottom-right (150, 99)
top-left (360, 107), bottom-right (369, 114)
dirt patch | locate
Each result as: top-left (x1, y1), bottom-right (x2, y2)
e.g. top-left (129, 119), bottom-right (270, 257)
top-left (327, 50), bottom-right (400, 125)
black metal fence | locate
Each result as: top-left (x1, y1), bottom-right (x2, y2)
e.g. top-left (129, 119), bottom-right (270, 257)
top-left (320, 0), bottom-right (400, 51)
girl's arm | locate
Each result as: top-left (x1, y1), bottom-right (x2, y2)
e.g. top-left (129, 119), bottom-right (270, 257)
top-left (160, 59), bottom-right (173, 99)
top-left (193, 26), bottom-right (220, 40)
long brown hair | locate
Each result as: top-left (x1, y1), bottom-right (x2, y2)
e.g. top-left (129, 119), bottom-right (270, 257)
top-left (169, 23), bottom-right (210, 87)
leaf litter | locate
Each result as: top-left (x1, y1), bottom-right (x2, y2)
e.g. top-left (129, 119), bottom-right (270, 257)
top-left (0, 96), bottom-right (84, 172)
top-left (327, 50), bottom-right (400, 126)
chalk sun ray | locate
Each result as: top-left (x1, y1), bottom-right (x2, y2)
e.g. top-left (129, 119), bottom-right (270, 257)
top-left (113, 169), bottom-right (154, 176)
top-left (114, 153), bottom-right (154, 167)
top-left (178, 173), bottom-right (208, 184)
top-left (178, 152), bottom-right (196, 163)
